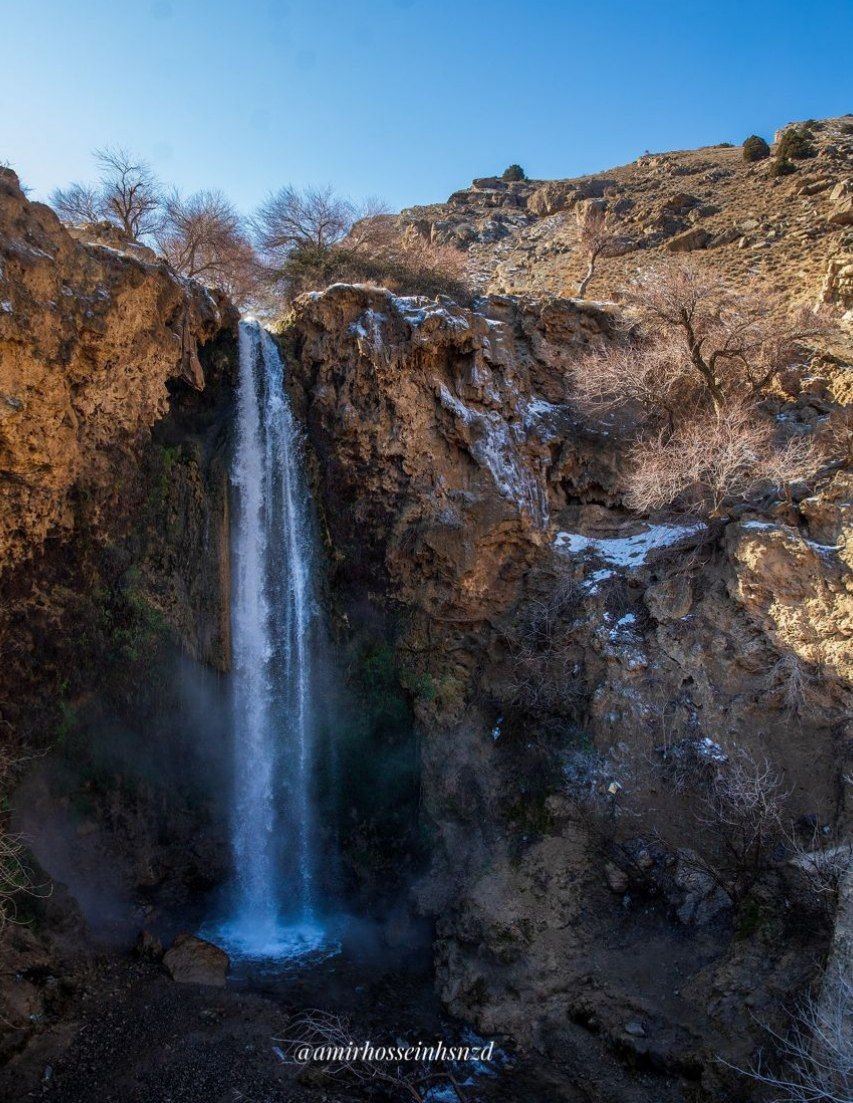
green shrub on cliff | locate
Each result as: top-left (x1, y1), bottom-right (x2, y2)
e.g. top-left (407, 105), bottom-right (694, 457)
top-left (776, 126), bottom-right (816, 161)
top-left (501, 164), bottom-right (526, 182)
top-left (742, 135), bottom-right (770, 162)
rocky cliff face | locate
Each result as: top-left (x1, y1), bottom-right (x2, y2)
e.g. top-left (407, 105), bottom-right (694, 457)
top-left (286, 282), bottom-right (851, 1096)
top-left (1, 131), bottom-right (850, 1101)
top-left (0, 167), bottom-right (236, 572)
top-left (0, 174), bottom-right (238, 1038)
top-left (400, 116), bottom-right (853, 327)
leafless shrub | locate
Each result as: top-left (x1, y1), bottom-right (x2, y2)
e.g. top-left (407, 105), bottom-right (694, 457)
top-left (0, 747), bottom-right (47, 931)
top-left (681, 745), bottom-right (788, 903)
top-left (253, 185), bottom-right (373, 258)
top-left (786, 822), bottom-right (852, 903)
top-left (155, 189), bottom-right (259, 304)
top-left (572, 334), bottom-right (698, 432)
top-left (51, 147), bottom-right (161, 240)
top-left (575, 203), bottom-right (627, 297)
top-left (770, 652), bottom-right (819, 719)
top-left (273, 1009), bottom-right (470, 1102)
top-left (819, 405), bottom-right (853, 467)
top-left (571, 259), bottom-right (832, 515)
top-left (736, 965), bottom-right (852, 1103)
top-left (504, 575), bottom-right (582, 714)
top-left (624, 402), bottom-right (824, 516)
top-left (570, 737), bottom-right (791, 905)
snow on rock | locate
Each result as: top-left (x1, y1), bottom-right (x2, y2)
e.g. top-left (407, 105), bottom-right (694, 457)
top-left (438, 384), bottom-right (548, 526)
top-left (555, 521), bottom-right (707, 567)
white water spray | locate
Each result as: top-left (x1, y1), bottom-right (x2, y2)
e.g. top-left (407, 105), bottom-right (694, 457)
top-left (216, 320), bottom-right (325, 958)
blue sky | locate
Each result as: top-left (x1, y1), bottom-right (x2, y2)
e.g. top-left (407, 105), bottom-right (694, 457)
top-left (1, 0), bottom-right (850, 215)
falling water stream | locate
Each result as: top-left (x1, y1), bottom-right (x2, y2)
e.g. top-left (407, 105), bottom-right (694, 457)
top-left (210, 319), bottom-right (329, 960)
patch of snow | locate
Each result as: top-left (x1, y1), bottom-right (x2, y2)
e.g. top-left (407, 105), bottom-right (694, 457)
top-left (581, 568), bottom-right (616, 592)
top-left (392, 296), bottom-right (470, 332)
top-left (391, 295), bottom-right (427, 326)
top-left (350, 308), bottom-right (386, 350)
top-left (741, 520), bottom-right (842, 554)
top-left (0, 301), bottom-right (12, 313)
top-left (555, 521), bottom-right (706, 567)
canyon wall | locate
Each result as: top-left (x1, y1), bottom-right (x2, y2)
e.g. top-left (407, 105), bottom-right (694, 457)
top-left (0, 171), bottom-right (238, 1042)
top-left (285, 283), bottom-right (851, 1097)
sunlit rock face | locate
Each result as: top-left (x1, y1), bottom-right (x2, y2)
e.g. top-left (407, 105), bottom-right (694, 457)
top-left (286, 282), bottom-right (851, 1091)
top-left (0, 166), bottom-right (236, 573)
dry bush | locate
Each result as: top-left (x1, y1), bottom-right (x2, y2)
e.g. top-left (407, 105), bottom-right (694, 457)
top-left (570, 737), bottom-right (792, 906)
top-left (347, 220), bottom-right (468, 298)
top-left (0, 748), bottom-right (45, 932)
top-left (819, 405), bottom-right (853, 467)
top-left (570, 259), bottom-right (832, 515)
top-left (737, 965), bottom-right (852, 1103)
top-left (155, 189), bottom-right (259, 304)
top-left (265, 213), bottom-right (468, 302)
top-left (572, 334), bottom-right (698, 432)
top-left (681, 745), bottom-right (787, 903)
top-left (770, 652), bottom-right (819, 719)
top-left (624, 402), bottom-right (824, 515)
top-left (504, 574), bottom-right (582, 715)
top-left (52, 147), bottom-right (161, 240)
top-left (575, 259), bottom-right (829, 417)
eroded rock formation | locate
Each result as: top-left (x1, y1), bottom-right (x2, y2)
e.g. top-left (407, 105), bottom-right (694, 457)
top-left (285, 282), bottom-right (851, 1094)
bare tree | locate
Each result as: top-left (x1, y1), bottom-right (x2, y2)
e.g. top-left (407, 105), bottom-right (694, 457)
top-left (155, 189), bottom-right (258, 303)
top-left (50, 146), bottom-right (161, 241)
top-left (254, 184), bottom-right (355, 259)
top-left (622, 260), bottom-right (828, 413)
top-left (571, 260), bottom-right (831, 514)
top-left (49, 181), bottom-right (101, 224)
top-left (575, 202), bottom-right (625, 297)
top-left (737, 965), bottom-right (851, 1103)
top-left (95, 147), bottom-right (161, 239)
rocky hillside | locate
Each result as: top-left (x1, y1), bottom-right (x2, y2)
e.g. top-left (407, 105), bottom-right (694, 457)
top-left (400, 116), bottom-right (853, 324)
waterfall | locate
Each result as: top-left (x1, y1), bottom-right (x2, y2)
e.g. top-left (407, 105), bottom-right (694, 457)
top-left (215, 319), bottom-right (326, 959)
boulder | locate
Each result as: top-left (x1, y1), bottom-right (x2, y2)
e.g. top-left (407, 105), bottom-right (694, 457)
top-left (666, 226), bottom-right (711, 252)
top-left (135, 928), bottom-right (164, 962)
top-left (163, 933), bottom-right (229, 987)
top-left (827, 180), bottom-right (853, 226)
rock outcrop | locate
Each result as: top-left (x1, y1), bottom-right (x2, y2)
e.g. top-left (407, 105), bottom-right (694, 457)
top-left (0, 167), bottom-right (236, 573)
top-left (399, 116), bottom-right (853, 326)
top-left (285, 281), bottom-right (851, 1095)
top-left (0, 174), bottom-right (238, 1038)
